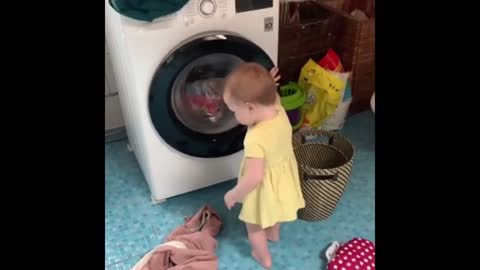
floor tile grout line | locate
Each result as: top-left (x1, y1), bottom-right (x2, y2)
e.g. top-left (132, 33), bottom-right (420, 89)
top-left (106, 229), bottom-right (159, 267)
top-left (105, 251), bottom-right (147, 267)
top-left (152, 225), bottom-right (159, 239)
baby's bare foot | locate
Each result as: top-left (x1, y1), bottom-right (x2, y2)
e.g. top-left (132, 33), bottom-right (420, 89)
top-left (252, 250), bottom-right (272, 269)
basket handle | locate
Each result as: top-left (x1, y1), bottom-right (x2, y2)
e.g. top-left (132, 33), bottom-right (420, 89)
top-left (300, 133), bottom-right (335, 146)
top-left (303, 172), bottom-right (338, 181)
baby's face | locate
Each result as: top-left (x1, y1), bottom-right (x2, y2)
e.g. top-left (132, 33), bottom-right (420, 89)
top-left (223, 92), bottom-right (256, 126)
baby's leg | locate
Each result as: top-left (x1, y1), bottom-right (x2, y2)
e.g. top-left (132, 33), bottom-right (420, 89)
top-left (266, 223), bottom-right (280, 242)
top-left (245, 223), bottom-right (272, 269)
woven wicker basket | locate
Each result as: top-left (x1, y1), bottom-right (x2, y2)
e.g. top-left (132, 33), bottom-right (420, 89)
top-left (278, 0), bottom-right (375, 113)
top-left (293, 128), bottom-right (355, 221)
top-left (319, 0), bottom-right (375, 113)
top-left (279, 0), bottom-right (337, 84)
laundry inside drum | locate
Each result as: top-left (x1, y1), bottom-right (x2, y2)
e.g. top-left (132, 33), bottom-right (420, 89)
top-left (171, 53), bottom-right (244, 134)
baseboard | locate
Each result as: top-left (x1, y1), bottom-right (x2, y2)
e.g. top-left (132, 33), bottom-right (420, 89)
top-left (105, 126), bottom-right (127, 143)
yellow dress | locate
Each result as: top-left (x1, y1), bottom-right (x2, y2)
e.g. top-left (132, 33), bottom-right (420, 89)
top-left (238, 106), bottom-right (305, 229)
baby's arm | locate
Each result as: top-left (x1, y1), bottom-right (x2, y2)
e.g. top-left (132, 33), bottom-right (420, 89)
top-left (225, 158), bottom-right (264, 208)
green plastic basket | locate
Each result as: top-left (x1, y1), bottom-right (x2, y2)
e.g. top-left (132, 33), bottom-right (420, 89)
top-left (279, 82), bottom-right (306, 130)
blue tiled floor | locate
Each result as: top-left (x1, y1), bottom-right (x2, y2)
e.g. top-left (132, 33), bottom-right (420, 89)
top-left (105, 112), bottom-right (375, 269)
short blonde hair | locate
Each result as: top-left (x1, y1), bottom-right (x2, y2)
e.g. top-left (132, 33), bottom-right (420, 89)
top-left (224, 63), bottom-right (277, 105)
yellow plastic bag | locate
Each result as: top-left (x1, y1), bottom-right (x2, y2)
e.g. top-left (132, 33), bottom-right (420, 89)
top-left (298, 59), bottom-right (346, 128)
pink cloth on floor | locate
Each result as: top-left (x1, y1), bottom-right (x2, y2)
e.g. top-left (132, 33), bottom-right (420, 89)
top-left (166, 205), bottom-right (223, 241)
top-left (133, 205), bottom-right (222, 270)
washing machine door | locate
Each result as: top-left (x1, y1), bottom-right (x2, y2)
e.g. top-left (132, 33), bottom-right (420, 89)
top-left (149, 34), bottom-right (274, 158)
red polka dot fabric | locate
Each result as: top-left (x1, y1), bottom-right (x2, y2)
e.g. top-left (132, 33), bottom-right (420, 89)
top-left (327, 238), bottom-right (375, 270)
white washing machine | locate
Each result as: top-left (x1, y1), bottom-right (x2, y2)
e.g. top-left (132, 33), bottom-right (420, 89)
top-left (105, 0), bottom-right (279, 202)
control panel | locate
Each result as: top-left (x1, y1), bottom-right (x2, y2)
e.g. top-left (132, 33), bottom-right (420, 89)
top-left (181, 0), bottom-right (230, 26)
top-left (198, 0), bottom-right (217, 17)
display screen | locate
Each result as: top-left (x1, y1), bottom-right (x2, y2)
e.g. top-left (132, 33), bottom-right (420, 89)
top-left (235, 0), bottom-right (273, 13)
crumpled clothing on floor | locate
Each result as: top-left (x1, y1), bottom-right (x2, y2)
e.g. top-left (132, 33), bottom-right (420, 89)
top-left (132, 205), bottom-right (222, 270)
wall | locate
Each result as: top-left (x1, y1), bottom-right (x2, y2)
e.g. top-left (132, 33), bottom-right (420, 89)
top-left (105, 41), bottom-right (125, 131)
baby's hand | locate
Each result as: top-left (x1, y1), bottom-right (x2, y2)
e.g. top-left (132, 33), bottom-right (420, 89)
top-left (224, 189), bottom-right (237, 210)
top-left (269, 67), bottom-right (281, 86)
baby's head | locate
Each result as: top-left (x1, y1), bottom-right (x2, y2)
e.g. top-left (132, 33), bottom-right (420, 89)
top-left (223, 63), bottom-right (277, 126)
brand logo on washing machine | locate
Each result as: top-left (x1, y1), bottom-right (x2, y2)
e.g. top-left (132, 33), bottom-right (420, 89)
top-left (264, 17), bottom-right (273, 32)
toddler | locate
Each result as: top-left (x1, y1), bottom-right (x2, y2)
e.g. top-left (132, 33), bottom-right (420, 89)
top-left (223, 63), bottom-right (305, 269)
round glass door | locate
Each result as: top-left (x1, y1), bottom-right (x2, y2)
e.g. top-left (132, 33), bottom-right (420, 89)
top-left (149, 34), bottom-right (274, 158)
top-left (171, 53), bottom-right (243, 135)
